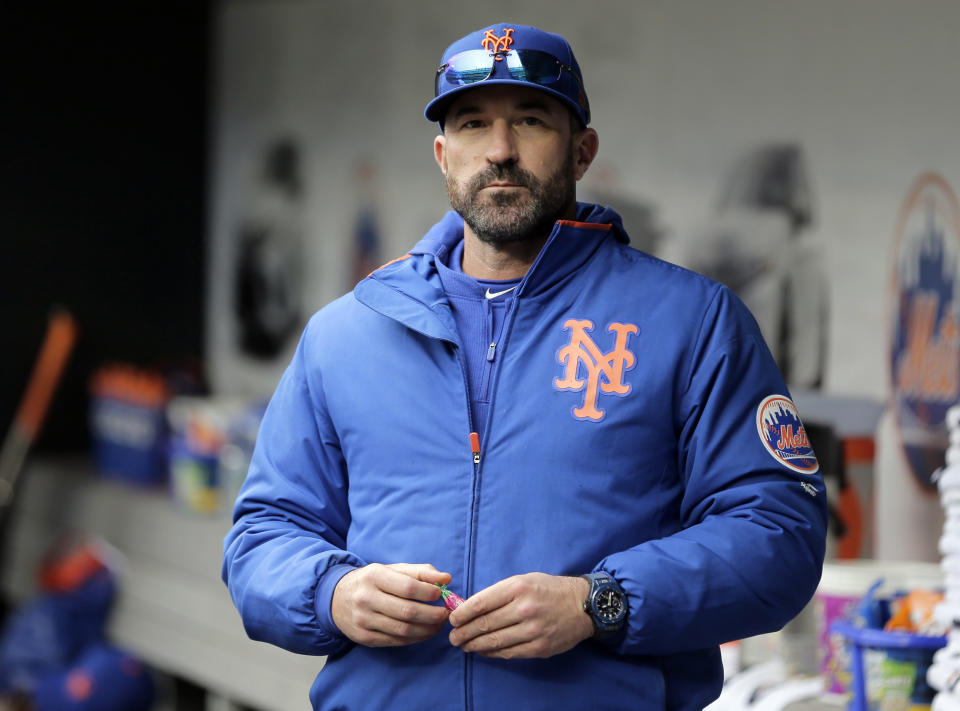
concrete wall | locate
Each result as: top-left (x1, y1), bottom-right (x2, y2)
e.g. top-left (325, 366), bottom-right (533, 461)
top-left (206, 0), bottom-right (960, 401)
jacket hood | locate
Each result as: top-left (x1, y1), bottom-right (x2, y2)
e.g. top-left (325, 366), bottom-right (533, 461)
top-left (410, 202), bottom-right (629, 260)
top-left (354, 202), bottom-right (630, 339)
top-left (575, 202), bottom-right (629, 243)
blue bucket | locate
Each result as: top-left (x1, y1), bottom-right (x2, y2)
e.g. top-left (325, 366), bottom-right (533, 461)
top-left (831, 621), bottom-right (945, 710)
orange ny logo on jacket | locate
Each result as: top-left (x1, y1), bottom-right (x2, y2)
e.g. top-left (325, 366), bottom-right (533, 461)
top-left (554, 319), bottom-right (638, 421)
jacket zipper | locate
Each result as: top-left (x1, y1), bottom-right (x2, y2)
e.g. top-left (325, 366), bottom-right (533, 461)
top-left (463, 296), bottom-right (516, 591)
top-left (447, 339), bottom-right (478, 711)
top-left (479, 298), bottom-right (516, 448)
top-left (431, 292), bottom-right (520, 711)
top-left (478, 296), bottom-right (513, 406)
top-left (465, 297), bottom-right (520, 711)
top-left (469, 432), bottom-right (481, 464)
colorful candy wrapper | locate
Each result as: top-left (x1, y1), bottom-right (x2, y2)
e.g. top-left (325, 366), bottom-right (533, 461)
top-left (436, 583), bottom-right (466, 611)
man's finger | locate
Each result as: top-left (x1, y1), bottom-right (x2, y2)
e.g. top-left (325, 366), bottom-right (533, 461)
top-left (372, 611), bottom-right (448, 642)
top-left (387, 563), bottom-right (452, 585)
top-left (386, 563), bottom-right (451, 585)
top-left (371, 592), bottom-right (451, 627)
top-left (354, 611), bottom-right (447, 647)
top-left (449, 578), bottom-right (512, 626)
top-left (378, 565), bottom-right (449, 602)
top-left (449, 598), bottom-right (525, 646)
top-left (475, 639), bottom-right (550, 660)
top-left (461, 630), bottom-right (503, 655)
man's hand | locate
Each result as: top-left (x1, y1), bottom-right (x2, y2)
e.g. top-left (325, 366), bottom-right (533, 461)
top-left (448, 573), bottom-right (593, 659)
top-left (331, 563), bottom-right (452, 647)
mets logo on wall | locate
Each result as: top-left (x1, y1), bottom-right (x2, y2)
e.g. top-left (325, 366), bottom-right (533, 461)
top-left (756, 395), bottom-right (819, 475)
top-left (554, 319), bottom-right (638, 421)
top-left (890, 172), bottom-right (960, 491)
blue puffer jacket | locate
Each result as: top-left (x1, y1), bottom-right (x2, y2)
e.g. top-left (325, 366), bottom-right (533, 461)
top-left (222, 203), bottom-right (827, 711)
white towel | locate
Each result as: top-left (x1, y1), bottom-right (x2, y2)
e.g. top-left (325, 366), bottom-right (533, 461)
top-left (946, 405), bottom-right (960, 431)
top-left (934, 601), bottom-right (960, 627)
top-left (934, 645), bottom-right (960, 667)
top-left (933, 690), bottom-right (960, 711)
top-left (942, 555), bottom-right (960, 575)
top-left (941, 465), bottom-right (960, 492)
top-left (929, 660), bottom-right (960, 692)
top-left (940, 535), bottom-right (960, 556)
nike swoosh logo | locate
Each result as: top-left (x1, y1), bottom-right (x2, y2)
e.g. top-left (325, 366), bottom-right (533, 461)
top-left (485, 286), bottom-right (518, 300)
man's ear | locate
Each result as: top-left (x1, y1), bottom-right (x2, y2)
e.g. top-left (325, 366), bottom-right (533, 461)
top-left (572, 128), bottom-right (599, 181)
top-left (434, 135), bottom-right (447, 175)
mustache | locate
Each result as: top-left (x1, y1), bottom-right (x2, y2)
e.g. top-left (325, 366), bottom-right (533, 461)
top-left (467, 163), bottom-right (536, 193)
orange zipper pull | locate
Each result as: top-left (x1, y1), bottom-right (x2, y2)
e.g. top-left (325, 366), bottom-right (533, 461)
top-left (469, 432), bottom-right (481, 464)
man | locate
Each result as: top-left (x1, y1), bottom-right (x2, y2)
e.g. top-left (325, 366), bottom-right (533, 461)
top-left (222, 22), bottom-right (827, 711)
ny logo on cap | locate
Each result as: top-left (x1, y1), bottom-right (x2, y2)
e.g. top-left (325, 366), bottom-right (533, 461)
top-left (481, 28), bottom-right (515, 55)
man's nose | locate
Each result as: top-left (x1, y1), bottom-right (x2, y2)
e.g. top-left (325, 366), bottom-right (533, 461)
top-left (485, 121), bottom-right (519, 165)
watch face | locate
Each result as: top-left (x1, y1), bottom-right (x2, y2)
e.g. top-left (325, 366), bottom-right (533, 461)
top-left (595, 588), bottom-right (625, 623)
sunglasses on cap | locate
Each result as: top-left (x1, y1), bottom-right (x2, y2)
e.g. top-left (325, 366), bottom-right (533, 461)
top-left (435, 49), bottom-right (590, 124)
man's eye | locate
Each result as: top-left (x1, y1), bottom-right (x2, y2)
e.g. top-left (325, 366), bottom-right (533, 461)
top-left (460, 119), bottom-right (485, 129)
top-left (520, 116), bottom-right (544, 126)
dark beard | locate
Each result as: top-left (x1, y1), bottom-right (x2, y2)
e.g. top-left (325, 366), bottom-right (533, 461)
top-left (446, 148), bottom-right (575, 246)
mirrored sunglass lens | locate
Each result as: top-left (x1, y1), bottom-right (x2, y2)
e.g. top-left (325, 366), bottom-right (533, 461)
top-left (507, 50), bottom-right (563, 84)
top-left (443, 50), bottom-right (495, 86)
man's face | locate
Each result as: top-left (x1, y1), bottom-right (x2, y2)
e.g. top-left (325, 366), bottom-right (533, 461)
top-left (434, 86), bottom-right (581, 246)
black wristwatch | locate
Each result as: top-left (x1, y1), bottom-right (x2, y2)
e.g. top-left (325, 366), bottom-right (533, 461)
top-left (581, 572), bottom-right (628, 639)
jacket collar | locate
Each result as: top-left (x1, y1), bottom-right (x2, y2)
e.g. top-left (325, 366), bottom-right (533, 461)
top-left (354, 203), bottom-right (628, 339)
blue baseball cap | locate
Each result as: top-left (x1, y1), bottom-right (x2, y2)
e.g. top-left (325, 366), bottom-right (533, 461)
top-left (32, 644), bottom-right (155, 711)
top-left (426, 23), bottom-right (590, 127)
